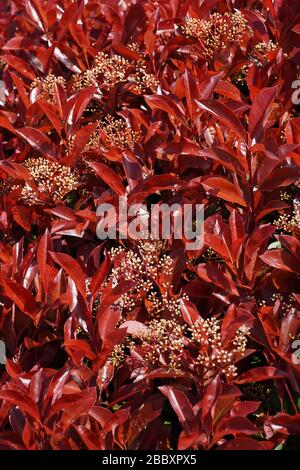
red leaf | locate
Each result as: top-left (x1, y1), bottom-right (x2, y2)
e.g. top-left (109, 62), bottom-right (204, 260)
top-left (214, 416), bottom-right (257, 439)
top-left (3, 37), bottom-right (38, 50)
top-left (9, 71), bottom-right (30, 108)
top-left (75, 426), bottom-right (101, 450)
top-left (90, 255), bottom-right (111, 298)
top-left (15, 127), bottom-right (58, 159)
top-left (198, 73), bottom-right (223, 99)
top-left (201, 176), bottom-right (247, 206)
top-left (243, 10), bottom-right (269, 41)
top-left (97, 363), bottom-right (114, 392)
top-left (64, 122), bottom-right (98, 166)
top-left (38, 100), bottom-right (62, 136)
top-left (26, 0), bottom-right (47, 31)
top-left (221, 437), bottom-right (273, 450)
top-left (260, 249), bottom-right (299, 273)
top-left (0, 390), bottom-right (40, 422)
top-left (230, 401), bottom-right (261, 417)
top-left (87, 161), bottom-right (125, 196)
top-left (11, 205), bottom-right (32, 232)
top-left (129, 174), bottom-right (181, 203)
top-left (57, 1), bottom-right (84, 41)
top-left (183, 70), bottom-right (199, 119)
top-left (248, 86), bottom-right (277, 143)
top-left (292, 24), bottom-right (300, 34)
top-left (50, 252), bottom-right (86, 297)
top-left (0, 278), bottom-right (37, 318)
top-left (71, 86), bottom-right (97, 126)
top-left (36, 229), bottom-right (53, 294)
top-left (244, 224), bottom-right (275, 281)
top-left (48, 388), bottom-right (96, 426)
top-left (235, 367), bottom-right (288, 384)
top-left (180, 298), bottom-right (201, 325)
top-left (0, 161), bottom-right (32, 180)
top-left (97, 305), bottom-right (122, 343)
top-left (214, 80), bottom-right (243, 103)
top-left (2, 55), bottom-right (35, 80)
top-left (128, 395), bottom-right (165, 445)
top-left (196, 99), bottom-right (246, 142)
top-left (159, 386), bottom-right (196, 432)
top-left (64, 339), bottom-right (96, 362)
top-left (145, 94), bottom-right (188, 127)
top-left (0, 116), bottom-right (15, 134)
top-left (267, 413), bottom-right (300, 435)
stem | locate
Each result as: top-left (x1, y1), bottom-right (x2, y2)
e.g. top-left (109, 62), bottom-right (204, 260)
top-left (284, 379), bottom-right (298, 414)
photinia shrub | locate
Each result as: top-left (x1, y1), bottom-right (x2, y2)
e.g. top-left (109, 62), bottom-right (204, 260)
top-left (0, 0), bottom-right (300, 451)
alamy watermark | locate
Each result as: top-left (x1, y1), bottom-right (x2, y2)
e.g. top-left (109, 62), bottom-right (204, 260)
top-left (0, 80), bottom-right (5, 107)
top-left (292, 80), bottom-right (300, 105)
top-left (96, 197), bottom-right (204, 251)
top-left (0, 340), bottom-right (6, 364)
top-left (291, 339), bottom-right (300, 365)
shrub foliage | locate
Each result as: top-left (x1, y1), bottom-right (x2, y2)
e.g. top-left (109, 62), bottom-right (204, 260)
top-left (0, 0), bottom-right (300, 450)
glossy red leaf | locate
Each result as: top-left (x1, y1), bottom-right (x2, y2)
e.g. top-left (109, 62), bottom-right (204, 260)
top-left (235, 367), bottom-right (288, 384)
top-left (15, 127), bottom-right (58, 159)
top-left (0, 390), bottom-right (40, 422)
top-left (159, 386), bottom-right (196, 432)
top-left (48, 388), bottom-right (97, 423)
top-left (266, 413), bottom-right (300, 435)
top-left (0, 278), bottom-right (37, 318)
top-left (2, 55), bottom-right (35, 80)
top-left (145, 94), bottom-right (188, 127)
top-left (244, 224), bottom-right (275, 281)
top-left (87, 161), bottom-right (125, 196)
top-left (71, 86), bottom-right (97, 126)
top-left (180, 298), bottom-right (201, 325)
top-left (201, 176), bottom-right (247, 206)
top-left (50, 251), bottom-right (86, 297)
top-left (260, 249), bottom-right (299, 273)
top-left (248, 86), bottom-right (277, 143)
top-left (196, 99), bottom-right (246, 142)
